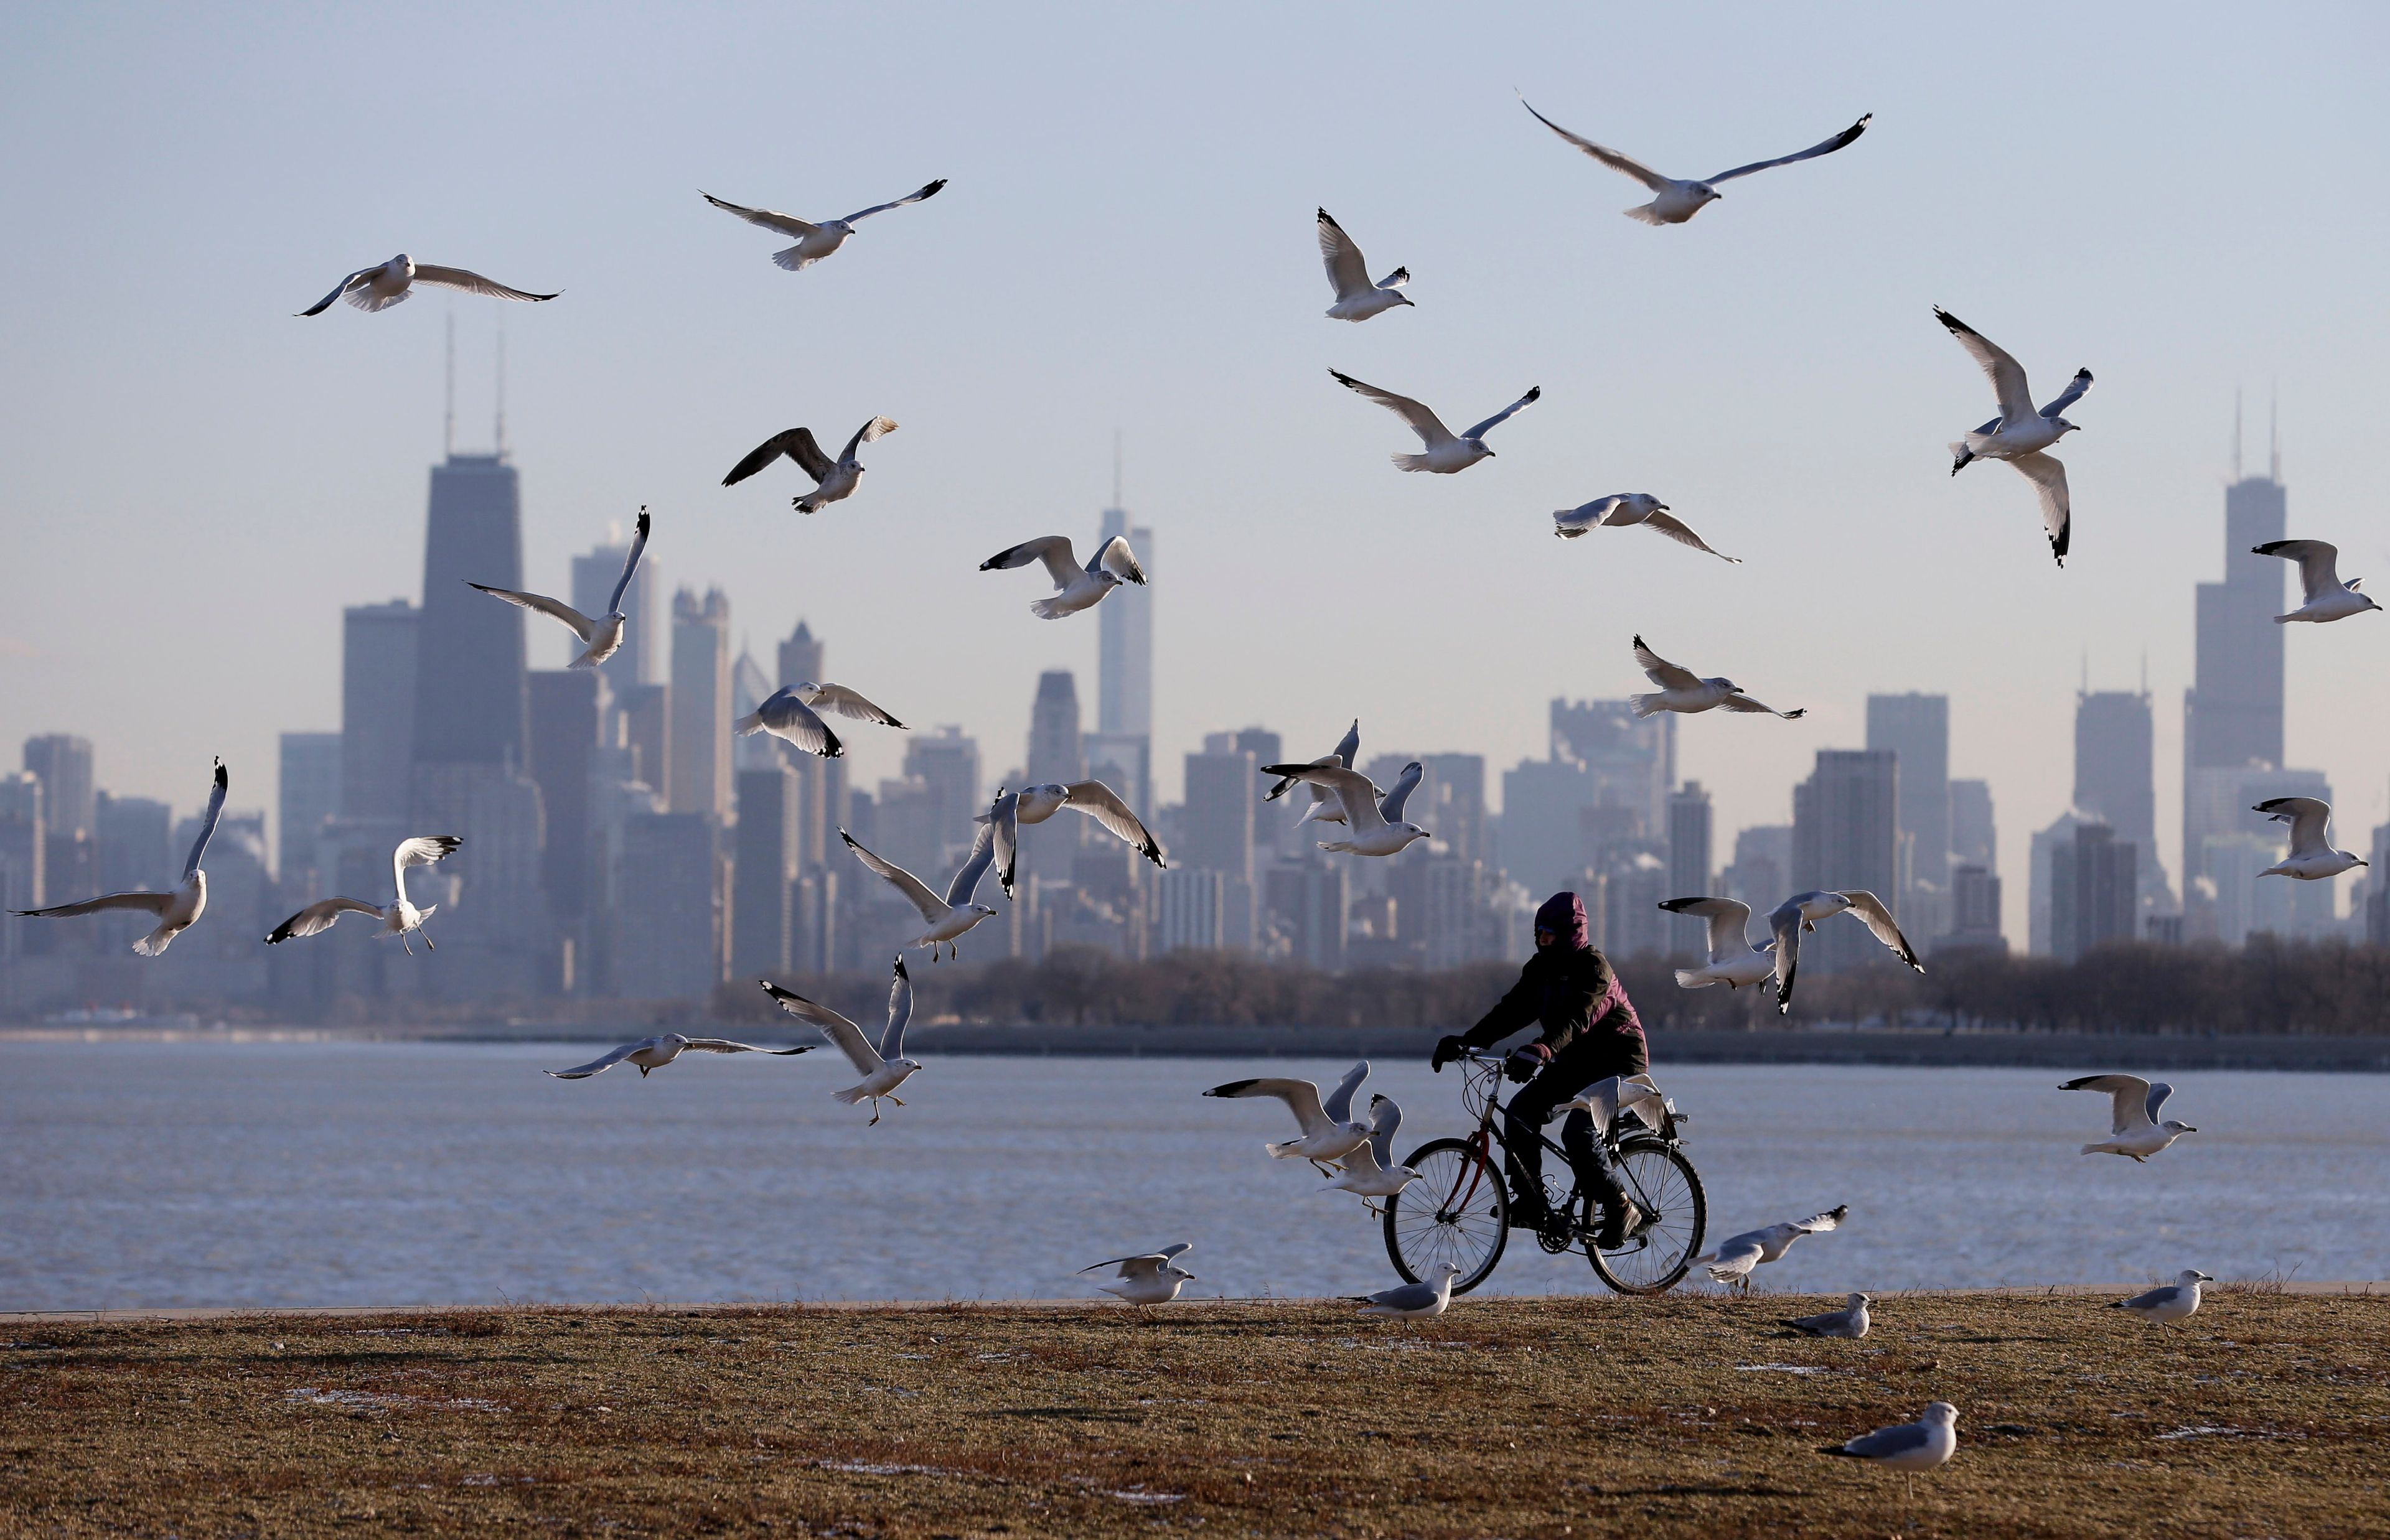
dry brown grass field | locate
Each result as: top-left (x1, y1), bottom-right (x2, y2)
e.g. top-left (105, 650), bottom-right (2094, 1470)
top-left (4, 1290), bottom-right (2387, 1538)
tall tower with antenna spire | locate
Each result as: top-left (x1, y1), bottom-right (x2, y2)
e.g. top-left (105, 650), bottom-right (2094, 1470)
top-left (1093, 435), bottom-right (1155, 817)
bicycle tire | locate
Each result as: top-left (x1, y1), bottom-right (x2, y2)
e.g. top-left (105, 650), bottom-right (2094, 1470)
top-left (1585, 1138), bottom-right (1705, 1295)
top-left (1382, 1137), bottom-right (1509, 1295)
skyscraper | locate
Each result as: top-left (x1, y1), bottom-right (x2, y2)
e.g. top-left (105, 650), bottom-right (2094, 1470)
top-left (903, 727), bottom-right (982, 874)
top-left (777, 620), bottom-right (841, 880)
top-left (1096, 506), bottom-right (1153, 737)
top-left (1665, 782), bottom-right (1713, 956)
top-left (668, 587), bottom-right (733, 822)
top-left (1023, 671), bottom-right (1085, 894)
top-left (527, 670), bottom-right (604, 933)
top-left (2184, 436), bottom-right (2287, 880)
top-left (411, 454), bottom-right (527, 772)
top-left (609, 812), bottom-right (721, 998)
top-left (2075, 688), bottom-right (2167, 910)
top-left (1791, 750), bottom-right (1900, 976)
top-left (342, 600), bottom-right (418, 823)
top-left (277, 732), bottom-right (341, 883)
top-left (570, 521), bottom-right (659, 697)
top-left (1866, 693), bottom-right (1949, 925)
top-left (732, 765), bottom-right (799, 975)
top-left (1948, 780), bottom-right (1996, 870)
top-left (2051, 823), bottom-right (2136, 961)
top-left (1182, 742), bottom-right (1256, 950)
top-left (21, 735), bottom-right (93, 840)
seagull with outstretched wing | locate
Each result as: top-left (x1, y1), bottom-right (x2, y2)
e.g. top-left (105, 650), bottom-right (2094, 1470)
top-left (2251, 795), bottom-right (2367, 880)
top-left (983, 781), bottom-right (1165, 898)
top-left (265, 834), bottom-right (462, 954)
top-left (1316, 208), bottom-right (1413, 322)
top-left (469, 508), bottom-right (649, 669)
top-left (2251, 539), bottom-right (2380, 623)
top-left (1520, 97), bottom-right (1870, 225)
top-left (840, 826), bottom-right (998, 959)
top-left (722, 418), bottom-right (898, 513)
top-left (1265, 720), bottom-right (1362, 830)
top-left (761, 957), bottom-right (917, 1122)
top-left (14, 758), bottom-right (226, 956)
top-left (298, 255), bottom-right (558, 316)
top-left (1078, 1242), bottom-right (1198, 1305)
top-left (1767, 890), bottom-right (1922, 1014)
top-left (1255, 760), bottom-right (1430, 858)
top-left (981, 532), bottom-right (1146, 619)
top-left (1555, 493), bottom-right (1738, 562)
top-left (1936, 307), bottom-right (2091, 566)
top-left (1329, 370), bottom-right (1538, 474)
top-left (702, 180), bottom-right (947, 272)
top-left (546, 1032), bottom-right (812, 1081)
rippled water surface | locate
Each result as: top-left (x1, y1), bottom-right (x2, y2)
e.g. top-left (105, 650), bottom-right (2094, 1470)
top-left (4, 1039), bottom-right (2384, 1309)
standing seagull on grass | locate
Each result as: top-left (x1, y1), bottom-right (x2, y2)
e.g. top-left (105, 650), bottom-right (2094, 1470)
top-left (2251, 541), bottom-right (2380, 623)
top-left (14, 758), bottom-right (226, 956)
top-left (1657, 897), bottom-right (1776, 991)
top-left (1354, 1262), bottom-right (1465, 1320)
top-left (1329, 370), bottom-right (1538, 474)
top-left (734, 682), bottom-right (905, 760)
top-left (1078, 1243), bottom-right (1197, 1306)
top-left (298, 255), bottom-right (558, 316)
top-left (1316, 208), bottom-right (1413, 322)
top-left (1821, 1402), bottom-right (1958, 1501)
top-left (980, 532), bottom-right (1147, 619)
top-left (1555, 494), bottom-right (1738, 562)
top-left (839, 827), bottom-right (998, 960)
top-left (2252, 796), bottom-right (2368, 880)
top-left (721, 418), bottom-right (899, 513)
top-left (1628, 636), bottom-right (1805, 720)
top-left (1255, 760), bottom-right (1431, 857)
top-left (546, 1033), bottom-right (812, 1081)
top-left (1265, 719), bottom-right (1361, 829)
top-left (701, 181), bottom-right (946, 272)
top-left (983, 782), bottom-right (1164, 898)
top-left (1936, 307), bottom-right (2090, 566)
top-left (761, 958), bottom-right (917, 1124)
top-left (1783, 1292), bottom-right (1873, 1340)
top-left (1768, 890), bottom-right (1923, 1014)
top-left (265, 835), bottom-right (462, 954)
top-left (469, 510), bottom-right (649, 670)
top-left (2114, 1271), bottom-right (2213, 1327)
top-left (1204, 1061), bottom-right (1375, 1164)
top-left (1693, 1205), bottom-right (1849, 1291)
top-left (2060, 1074), bottom-right (2197, 1161)
top-left (1520, 98), bottom-right (1870, 226)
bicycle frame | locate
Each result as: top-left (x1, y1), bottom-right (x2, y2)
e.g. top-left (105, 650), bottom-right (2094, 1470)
top-left (1439, 1048), bottom-right (1586, 1213)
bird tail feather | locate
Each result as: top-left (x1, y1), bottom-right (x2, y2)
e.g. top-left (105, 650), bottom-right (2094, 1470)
top-left (1624, 203), bottom-right (1667, 226)
top-left (1391, 453), bottom-right (1433, 473)
top-left (833, 1086), bottom-right (869, 1106)
top-left (132, 925), bottom-right (174, 957)
top-left (732, 711), bottom-right (764, 735)
top-left (1029, 597), bottom-right (1069, 620)
top-left (1265, 1139), bottom-right (1304, 1159)
top-left (1628, 693), bottom-right (1666, 719)
top-left (1318, 840), bottom-right (1357, 854)
top-left (1674, 968), bottom-right (1714, 989)
top-left (772, 246), bottom-right (819, 272)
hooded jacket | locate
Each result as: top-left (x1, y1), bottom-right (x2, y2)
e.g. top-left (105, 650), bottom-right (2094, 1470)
top-left (1458, 891), bottom-right (1646, 1060)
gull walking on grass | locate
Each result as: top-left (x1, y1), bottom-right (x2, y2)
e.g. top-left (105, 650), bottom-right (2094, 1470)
top-left (1264, 719), bottom-right (1361, 829)
top-left (13, 758), bottom-right (225, 956)
top-left (2251, 540), bottom-right (2380, 623)
top-left (1783, 1293), bottom-right (1872, 1339)
top-left (702, 181), bottom-right (946, 272)
top-left (1936, 307), bottom-right (2089, 566)
top-left (298, 256), bottom-right (558, 315)
top-left (1079, 1243), bottom-right (1197, 1306)
top-left (2114, 1271), bottom-right (2213, 1326)
top-left (981, 533), bottom-right (1146, 619)
top-left (469, 509), bottom-right (649, 670)
top-left (2252, 796), bottom-right (2368, 880)
top-left (734, 681), bottom-right (906, 760)
top-left (265, 835), bottom-right (462, 954)
top-left (1329, 370), bottom-right (1537, 474)
top-left (1628, 636), bottom-right (1804, 720)
top-left (984, 782), bottom-right (1164, 898)
top-left (1554, 494), bottom-right (1738, 562)
top-left (1768, 890), bottom-right (1922, 1014)
top-left (1822, 1401), bottom-right (1957, 1503)
top-left (1316, 208), bottom-right (1413, 322)
top-left (545, 1034), bottom-right (812, 1080)
top-left (1657, 897), bottom-right (1776, 990)
top-left (761, 957), bottom-right (917, 1124)
top-left (1255, 760), bottom-right (1430, 857)
top-left (721, 418), bottom-right (898, 513)
top-left (840, 826), bottom-right (998, 959)
top-left (2060, 1074), bottom-right (2196, 1161)
top-left (1520, 98), bottom-right (1870, 226)
top-left (1354, 1262), bottom-right (1464, 1320)
top-left (1694, 1205), bottom-right (1849, 1291)
top-left (1204, 1060), bottom-right (1375, 1164)
top-left (1323, 1095), bottom-right (1420, 1202)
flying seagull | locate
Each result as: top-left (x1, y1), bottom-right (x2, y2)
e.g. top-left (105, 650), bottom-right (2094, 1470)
top-left (1204, 1061), bottom-right (1375, 1164)
top-left (1782, 1292), bottom-right (1872, 1340)
top-left (1255, 760), bottom-right (1430, 857)
top-left (721, 418), bottom-right (898, 513)
top-left (1329, 370), bottom-right (1538, 474)
top-left (1936, 307), bottom-right (2090, 566)
top-left (2114, 1271), bottom-right (2213, 1327)
top-left (1316, 208), bottom-right (1413, 322)
top-left (983, 782), bottom-right (1165, 898)
top-left (980, 533), bottom-right (1146, 619)
top-left (264, 835), bottom-right (462, 954)
top-left (734, 682), bottom-right (905, 760)
top-left (839, 826), bottom-right (997, 960)
top-left (1555, 493), bottom-right (1738, 562)
top-left (1520, 98), bottom-right (1871, 225)
top-left (1628, 635), bottom-right (1805, 720)
top-left (1264, 719), bottom-right (1361, 829)
top-left (1768, 890), bottom-right (1922, 1014)
top-left (1323, 1094), bottom-right (1420, 1201)
top-left (1353, 1262), bottom-right (1464, 1320)
top-left (1693, 1205), bottom-right (1849, 1290)
top-left (761, 957), bottom-right (917, 1123)
top-left (2252, 796), bottom-right (2368, 880)
top-left (701, 181), bottom-right (947, 272)
top-left (1078, 1242), bottom-right (1197, 1306)
top-left (2251, 540), bottom-right (2380, 623)
top-left (1657, 896), bottom-right (1776, 991)
top-left (13, 758), bottom-right (225, 956)
top-left (546, 1033), bottom-right (813, 1081)
top-left (468, 508), bottom-right (649, 670)
top-left (2059, 1073), bottom-right (2197, 1161)
top-left (298, 255), bottom-right (558, 316)
top-left (1821, 1402), bottom-right (1958, 1501)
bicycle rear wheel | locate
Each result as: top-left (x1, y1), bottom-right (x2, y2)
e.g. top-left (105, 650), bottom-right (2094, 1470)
top-left (1382, 1137), bottom-right (1508, 1295)
top-left (1585, 1138), bottom-right (1705, 1295)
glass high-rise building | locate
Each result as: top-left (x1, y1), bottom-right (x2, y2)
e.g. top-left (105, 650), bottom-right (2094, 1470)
top-left (342, 600), bottom-right (418, 823)
top-left (1865, 693), bottom-right (1949, 923)
top-left (570, 521), bottom-right (659, 697)
top-left (1791, 749), bottom-right (1900, 976)
top-left (411, 454), bottom-right (527, 773)
top-left (1097, 508), bottom-right (1153, 737)
top-left (2075, 689), bottom-right (2168, 910)
top-left (2183, 457), bottom-right (2286, 880)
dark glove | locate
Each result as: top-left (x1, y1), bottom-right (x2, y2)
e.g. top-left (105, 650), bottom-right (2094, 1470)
top-left (1431, 1035), bottom-right (1466, 1072)
top-left (1504, 1043), bottom-right (1552, 1083)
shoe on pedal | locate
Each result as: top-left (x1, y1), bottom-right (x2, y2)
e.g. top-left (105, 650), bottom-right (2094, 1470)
top-left (1593, 1198), bottom-right (1644, 1251)
top-left (1506, 1188), bottom-right (1549, 1230)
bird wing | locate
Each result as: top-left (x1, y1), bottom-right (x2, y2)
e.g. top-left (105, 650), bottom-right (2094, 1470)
top-left (1080, 1242), bottom-right (1193, 1278)
top-left (945, 823), bottom-right (996, 908)
top-left (1719, 693), bottom-right (1805, 719)
top-left (182, 758), bottom-right (229, 879)
top-left (838, 416), bottom-right (899, 466)
top-left (2144, 1081), bottom-right (2177, 1125)
top-left (1838, 1421), bottom-right (1934, 1461)
top-left (2254, 795), bottom-right (2333, 856)
top-left (724, 428), bottom-right (833, 487)
top-left (1328, 370), bottom-right (1454, 447)
top-left (298, 266), bottom-right (378, 317)
top-left (467, 582), bottom-right (596, 642)
top-left (1368, 1094), bottom-right (1405, 1169)
top-left (2251, 541), bottom-right (2341, 604)
top-left (1092, 534), bottom-right (1147, 584)
top-left (1631, 635), bottom-right (1701, 691)
top-left (1062, 781), bottom-right (1165, 866)
top-left (546, 1042), bottom-right (645, 1080)
top-left (1206, 1076), bottom-right (1330, 1136)
top-left (751, 689), bottom-right (844, 758)
top-left (1320, 1060), bottom-right (1370, 1126)
top-left (1315, 208), bottom-right (1374, 299)
top-left (982, 535), bottom-right (1081, 589)
top-left (264, 896), bottom-right (384, 943)
top-left (878, 956), bottom-right (915, 1062)
top-left (408, 265), bottom-right (558, 303)
top-left (16, 889), bottom-right (176, 918)
top-left (1329, 719), bottom-right (1361, 768)
top-left (987, 791), bottom-right (1019, 897)
top-left (840, 829), bottom-right (945, 922)
top-left (1377, 762), bottom-right (1424, 824)
top-left (2040, 368), bottom-right (2094, 418)
top-left (607, 510), bottom-right (650, 614)
top-left (1640, 510), bottom-right (1739, 562)
top-left (390, 834), bottom-right (462, 905)
top-left (1704, 113), bottom-right (1872, 184)
top-left (838, 179), bottom-right (947, 224)
top-left (1787, 1205), bottom-right (1848, 1235)
top-left (1260, 763), bottom-right (1384, 833)
top-left (1660, 897), bottom-right (1755, 962)
top-left (1935, 307), bottom-right (2037, 422)
top-left (1835, 890), bottom-right (1922, 971)
top-left (1519, 98), bottom-right (1670, 189)
top-left (759, 982), bottom-right (881, 1075)
top-left (701, 192), bottom-right (819, 239)
top-left (2118, 1284), bottom-right (2180, 1312)
top-left (2060, 1073), bottom-right (2156, 1135)
top-left (799, 683), bottom-right (904, 727)
top-left (2009, 452), bottom-right (2071, 563)
top-left (1364, 1277), bottom-right (1441, 1310)
top-left (1459, 386), bottom-right (1540, 443)
top-left (1768, 897), bottom-right (1805, 1012)
top-left (681, 1038), bottom-right (814, 1057)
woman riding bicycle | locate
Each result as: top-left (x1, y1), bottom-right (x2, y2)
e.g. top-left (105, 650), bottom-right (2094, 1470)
top-left (1431, 890), bottom-right (1647, 1249)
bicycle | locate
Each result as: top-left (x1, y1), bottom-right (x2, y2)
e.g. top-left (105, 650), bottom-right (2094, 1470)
top-left (1382, 1048), bottom-right (1706, 1295)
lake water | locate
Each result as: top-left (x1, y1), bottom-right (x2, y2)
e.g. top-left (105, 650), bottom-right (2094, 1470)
top-left (4, 1039), bottom-right (2384, 1310)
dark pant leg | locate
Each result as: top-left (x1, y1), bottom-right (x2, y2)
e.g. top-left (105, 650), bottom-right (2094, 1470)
top-left (1546, 1034), bottom-right (1649, 1208)
top-left (1501, 1073), bottom-right (1570, 1210)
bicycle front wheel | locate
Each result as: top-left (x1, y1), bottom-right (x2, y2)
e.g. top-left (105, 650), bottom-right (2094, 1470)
top-left (1382, 1137), bottom-right (1508, 1296)
top-left (1585, 1138), bottom-right (1705, 1295)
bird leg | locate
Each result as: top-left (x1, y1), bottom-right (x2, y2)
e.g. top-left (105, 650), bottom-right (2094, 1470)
top-left (867, 1101), bottom-right (883, 1126)
top-left (423, 931), bottom-right (434, 952)
top-left (888, 1096), bottom-right (906, 1107)
top-left (401, 932), bottom-right (416, 957)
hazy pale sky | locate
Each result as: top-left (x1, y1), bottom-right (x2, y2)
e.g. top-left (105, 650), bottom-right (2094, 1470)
top-left (4, 2), bottom-right (2387, 938)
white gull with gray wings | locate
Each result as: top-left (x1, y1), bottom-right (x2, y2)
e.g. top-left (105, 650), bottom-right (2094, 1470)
top-left (265, 834), bottom-right (462, 954)
top-left (981, 533), bottom-right (1146, 619)
top-left (1519, 97), bottom-right (1870, 226)
top-left (761, 958), bottom-right (918, 1123)
top-left (1768, 890), bottom-right (1922, 1014)
top-left (2060, 1073), bottom-right (2196, 1160)
top-left (1328, 370), bottom-right (1537, 474)
top-left (839, 826), bottom-right (998, 959)
top-left (2251, 539), bottom-right (2381, 623)
top-left (1555, 493), bottom-right (1738, 562)
top-left (1078, 1242), bottom-right (1197, 1305)
top-left (545, 1033), bottom-right (812, 1080)
top-left (13, 758), bottom-right (227, 956)
top-left (1204, 1060), bottom-right (1375, 1164)
top-left (2252, 796), bottom-right (2367, 880)
top-left (469, 509), bottom-right (649, 670)
top-left (1936, 307), bottom-right (2090, 566)
top-left (1316, 208), bottom-right (1413, 322)
top-left (983, 782), bottom-right (1165, 898)
top-left (1629, 635), bottom-right (1805, 721)
top-left (702, 180), bottom-right (946, 272)
top-left (1255, 760), bottom-right (1430, 858)
top-left (298, 254), bottom-right (558, 316)
top-left (721, 417), bottom-right (898, 514)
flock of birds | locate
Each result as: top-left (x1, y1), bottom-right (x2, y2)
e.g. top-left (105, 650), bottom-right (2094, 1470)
top-left (13, 93), bottom-right (2374, 1501)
